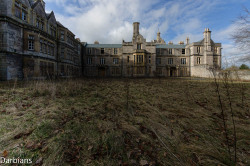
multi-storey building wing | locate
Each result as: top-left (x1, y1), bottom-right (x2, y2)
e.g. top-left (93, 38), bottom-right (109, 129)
top-left (0, 0), bottom-right (221, 80)
top-left (57, 22), bottom-right (82, 77)
top-left (83, 22), bottom-right (221, 77)
top-left (0, 0), bottom-right (82, 80)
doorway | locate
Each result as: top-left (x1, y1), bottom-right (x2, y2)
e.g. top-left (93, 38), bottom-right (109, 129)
top-left (98, 67), bottom-right (106, 77)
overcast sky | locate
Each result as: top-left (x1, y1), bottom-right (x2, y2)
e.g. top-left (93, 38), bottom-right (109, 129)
top-left (44, 0), bottom-right (250, 67)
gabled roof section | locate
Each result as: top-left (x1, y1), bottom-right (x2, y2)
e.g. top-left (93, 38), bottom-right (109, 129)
top-left (86, 44), bottom-right (122, 48)
top-left (47, 11), bottom-right (57, 25)
top-left (32, 0), bottom-right (47, 19)
top-left (22, 0), bottom-right (32, 8)
top-left (156, 44), bottom-right (186, 49)
top-left (31, 0), bottom-right (40, 9)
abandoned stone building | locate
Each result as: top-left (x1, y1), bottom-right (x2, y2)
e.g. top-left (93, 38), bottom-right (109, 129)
top-left (84, 22), bottom-right (222, 77)
top-left (0, 0), bottom-right (222, 80)
top-left (0, 0), bottom-right (82, 80)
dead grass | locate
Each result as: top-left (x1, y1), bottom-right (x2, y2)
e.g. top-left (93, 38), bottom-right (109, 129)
top-left (0, 78), bottom-right (249, 166)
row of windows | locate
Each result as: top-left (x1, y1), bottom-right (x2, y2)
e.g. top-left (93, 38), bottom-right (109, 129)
top-left (36, 16), bottom-right (45, 30)
top-left (60, 47), bottom-right (78, 62)
top-left (86, 57), bottom-right (189, 65)
top-left (156, 58), bottom-right (186, 65)
top-left (60, 65), bottom-right (79, 76)
top-left (86, 58), bottom-right (120, 65)
top-left (14, 1), bottom-right (57, 38)
top-left (196, 47), bottom-right (219, 54)
top-left (88, 48), bottom-right (118, 55)
top-left (40, 61), bottom-right (55, 77)
top-left (157, 49), bottom-right (185, 55)
top-left (40, 39), bottom-right (55, 56)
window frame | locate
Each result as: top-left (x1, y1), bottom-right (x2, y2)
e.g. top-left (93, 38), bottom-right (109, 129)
top-left (114, 48), bottom-right (118, 55)
top-left (100, 58), bottom-right (105, 65)
top-left (168, 58), bottom-right (173, 64)
top-left (137, 43), bottom-right (141, 50)
top-left (28, 35), bottom-right (34, 51)
top-left (87, 57), bottom-right (92, 65)
top-left (113, 58), bottom-right (119, 64)
top-left (169, 49), bottom-right (172, 55)
top-left (182, 49), bottom-right (185, 54)
top-left (181, 58), bottom-right (186, 65)
top-left (101, 48), bottom-right (104, 54)
top-left (197, 57), bottom-right (201, 64)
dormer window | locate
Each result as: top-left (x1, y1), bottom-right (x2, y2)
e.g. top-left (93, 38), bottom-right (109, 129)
top-left (169, 49), bottom-right (172, 55)
top-left (137, 43), bottom-right (141, 50)
top-left (101, 48), bottom-right (104, 54)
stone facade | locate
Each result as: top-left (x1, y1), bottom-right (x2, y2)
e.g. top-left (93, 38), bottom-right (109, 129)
top-left (83, 22), bottom-right (222, 77)
top-left (0, 0), bottom-right (222, 80)
top-left (0, 0), bottom-right (82, 80)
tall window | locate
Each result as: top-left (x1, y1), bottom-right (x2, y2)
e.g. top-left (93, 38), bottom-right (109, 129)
top-left (88, 48), bottom-right (91, 54)
top-left (15, 1), bottom-right (22, 19)
top-left (197, 47), bottom-right (201, 53)
top-left (156, 58), bottom-right (161, 65)
top-left (127, 56), bottom-right (130, 63)
top-left (113, 58), bottom-right (119, 64)
top-left (87, 57), bottom-right (92, 65)
top-left (181, 58), bottom-right (186, 64)
top-left (41, 19), bottom-right (44, 30)
top-left (114, 48), bottom-right (118, 54)
top-left (101, 48), bottom-right (104, 54)
top-left (28, 35), bottom-right (34, 50)
top-left (43, 41), bottom-right (47, 54)
top-left (50, 25), bottom-right (56, 37)
top-left (168, 58), bottom-right (173, 64)
top-left (169, 49), bottom-right (172, 55)
top-left (21, 6), bottom-right (27, 21)
top-left (137, 55), bottom-right (143, 63)
top-left (137, 43), bottom-right (141, 50)
top-left (182, 49), bottom-right (185, 54)
top-left (100, 58), bottom-right (105, 64)
top-left (60, 31), bottom-right (64, 41)
top-left (36, 18), bottom-right (40, 28)
top-left (51, 44), bottom-right (55, 56)
top-left (61, 47), bottom-right (64, 59)
top-left (40, 40), bottom-right (43, 53)
top-left (48, 45), bottom-right (51, 55)
top-left (149, 55), bottom-right (151, 64)
top-left (197, 57), bottom-right (201, 64)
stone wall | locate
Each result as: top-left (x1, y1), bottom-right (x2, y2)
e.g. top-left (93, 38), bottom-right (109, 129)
top-left (190, 65), bottom-right (213, 78)
top-left (228, 70), bottom-right (250, 81)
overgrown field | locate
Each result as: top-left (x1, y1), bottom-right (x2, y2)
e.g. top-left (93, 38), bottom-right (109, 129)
top-left (0, 78), bottom-right (249, 166)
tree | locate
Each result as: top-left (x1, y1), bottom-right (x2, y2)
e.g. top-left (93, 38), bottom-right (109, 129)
top-left (232, 7), bottom-right (250, 62)
top-left (239, 64), bottom-right (249, 70)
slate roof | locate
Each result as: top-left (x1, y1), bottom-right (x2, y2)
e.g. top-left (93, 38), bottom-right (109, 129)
top-left (156, 44), bottom-right (186, 49)
top-left (86, 44), bottom-right (122, 48)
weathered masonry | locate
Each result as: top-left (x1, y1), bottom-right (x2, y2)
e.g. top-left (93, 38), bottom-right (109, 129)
top-left (0, 0), bottom-right (82, 80)
top-left (0, 0), bottom-right (222, 80)
top-left (84, 22), bottom-right (222, 77)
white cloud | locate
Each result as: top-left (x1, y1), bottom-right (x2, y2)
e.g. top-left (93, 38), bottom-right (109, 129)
top-left (44, 0), bottom-right (249, 66)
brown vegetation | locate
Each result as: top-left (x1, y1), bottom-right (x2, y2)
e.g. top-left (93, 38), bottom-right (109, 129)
top-left (0, 78), bottom-right (249, 165)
